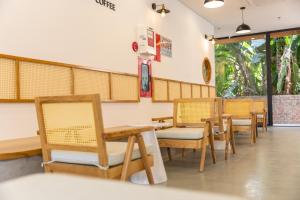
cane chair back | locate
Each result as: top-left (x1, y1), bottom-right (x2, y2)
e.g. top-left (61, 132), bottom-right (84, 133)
top-left (35, 94), bottom-right (108, 168)
top-left (252, 99), bottom-right (267, 113)
top-left (214, 98), bottom-right (224, 131)
top-left (174, 98), bottom-right (215, 127)
top-left (223, 99), bottom-right (254, 119)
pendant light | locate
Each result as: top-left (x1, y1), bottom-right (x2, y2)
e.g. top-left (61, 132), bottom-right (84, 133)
top-left (236, 7), bottom-right (251, 34)
top-left (204, 0), bottom-right (224, 9)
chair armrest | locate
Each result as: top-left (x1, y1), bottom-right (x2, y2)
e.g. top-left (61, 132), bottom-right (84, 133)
top-left (201, 118), bottom-right (215, 123)
top-left (103, 126), bottom-right (153, 140)
top-left (152, 116), bottom-right (173, 122)
top-left (222, 114), bottom-right (232, 119)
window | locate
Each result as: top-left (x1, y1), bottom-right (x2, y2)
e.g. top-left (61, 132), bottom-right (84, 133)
top-left (271, 34), bottom-right (300, 95)
top-left (215, 39), bottom-right (267, 97)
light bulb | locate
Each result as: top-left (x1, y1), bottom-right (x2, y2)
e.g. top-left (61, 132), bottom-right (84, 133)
top-left (212, 39), bottom-right (216, 45)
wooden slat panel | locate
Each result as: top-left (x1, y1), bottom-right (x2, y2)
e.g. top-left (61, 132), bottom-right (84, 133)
top-left (201, 85), bottom-right (209, 98)
top-left (192, 84), bottom-right (201, 98)
top-left (181, 83), bottom-right (192, 98)
top-left (0, 58), bottom-right (17, 99)
top-left (168, 81), bottom-right (181, 101)
top-left (73, 68), bottom-right (110, 101)
top-left (209, 87), bottom-right (216, 98)
top-left (111, 74), bottom-right (139, 101)
top-left (19, 62), bottom-right (72, 99)
top-left (153, 78), bottom-right (168, 101)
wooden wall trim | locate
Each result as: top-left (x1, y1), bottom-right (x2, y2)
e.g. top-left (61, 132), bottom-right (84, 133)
top-left (0, 53), bottom-right (140, 103)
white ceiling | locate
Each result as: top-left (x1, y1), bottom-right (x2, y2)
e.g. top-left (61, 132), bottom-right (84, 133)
top-left (179, 0), bottom-right (300, 38)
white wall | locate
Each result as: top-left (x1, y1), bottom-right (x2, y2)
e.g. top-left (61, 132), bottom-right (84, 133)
top-left (0, 0), bottom-right (215, 140)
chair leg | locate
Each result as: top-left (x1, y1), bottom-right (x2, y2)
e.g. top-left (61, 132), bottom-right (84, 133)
top-left (225, 139), bottom-right (229, 160)
top-left (199, 139), bottom-right (207, 172)
top-left (167, 148), bottom-right (172, 161)
top-left (121, 136), bottom-right (136, 181)
top-left (252, 125), bottom-right (257, 144)
top-left (136, 135), bottom-right (154, 185)
top-left (208, 133), bottom-right (216, 164)
top-left (264, 118), bottom-right (268, 132)
top-left (181, 149), bottom-right (185, 159)
top-left (230, 130), bottom-right (236, 154)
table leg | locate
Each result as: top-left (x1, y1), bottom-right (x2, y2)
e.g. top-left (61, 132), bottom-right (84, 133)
top-left (137, 134), bottom-right (154, 185)
top-left (121, 136), bottom-right (136, 181)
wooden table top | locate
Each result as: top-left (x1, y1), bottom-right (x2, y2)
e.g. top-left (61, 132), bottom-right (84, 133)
top-left (0, 126), bottom-right (154, 161)
top-left (0, 136), bottom-right (41, 161)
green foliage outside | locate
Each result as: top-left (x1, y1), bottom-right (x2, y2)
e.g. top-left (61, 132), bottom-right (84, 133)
top-left (271, 35), bottom-right (300, 95)
top-left (215, 39), bottom-right (267, 97)
top-left (215, 35), bottom-right (300, 97)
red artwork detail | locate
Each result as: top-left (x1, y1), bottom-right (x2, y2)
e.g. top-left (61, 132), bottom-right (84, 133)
top-left (138, 57), bottom-right (152, 97)
top-left (154, 34), bottom-right (161, 62)
top-left (132, 42), bottom-right (138, 52)
top-left (147, 29), bottom-right (155, 48)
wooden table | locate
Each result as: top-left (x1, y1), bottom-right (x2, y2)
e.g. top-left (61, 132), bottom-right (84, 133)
top-left (0, 137), bottom-right (41, 161)
top-left (0, 126), bottom-right (155, 184)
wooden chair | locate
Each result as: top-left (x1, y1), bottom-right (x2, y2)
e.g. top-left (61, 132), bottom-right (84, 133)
top-left (155, 99), bottom-right (216, 172)
top-left (252, 99), bottom-right (268, 132)
top-left (223, 99), bottom-right (257, 144)
top-left (35, 94), bottom-right (154, 183)
top-left (214, 98), bottom-right (236, 160)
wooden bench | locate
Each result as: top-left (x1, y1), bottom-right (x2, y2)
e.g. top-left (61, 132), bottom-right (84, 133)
top-left (0, 136), bottom-right (41, 161)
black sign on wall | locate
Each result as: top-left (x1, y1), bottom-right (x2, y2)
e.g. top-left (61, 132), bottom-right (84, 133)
top-left (95, 0), bottom-right (116, 11)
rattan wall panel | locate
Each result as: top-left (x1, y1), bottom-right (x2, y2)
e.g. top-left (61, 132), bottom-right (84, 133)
top-left (192, 85), bottom-right (201, 98)
top-left (209, 87), bottom-right (216, 98)
top-left (73, 68), bottom-right (110, 100)
top-left (19, 62), bottom-right (72, 99)
top-left (111, 74), bottom-right (139, 101)
top-left (153, 79), bottom-right (168, 101)
top-left (181, 83), bottom-right (192, 98)
top-left (201, 85), bottom-right (209, 98)
top-left (0, 58), bottom-right (17, 99)
top-left (168, 81), bottom-right (181, 101)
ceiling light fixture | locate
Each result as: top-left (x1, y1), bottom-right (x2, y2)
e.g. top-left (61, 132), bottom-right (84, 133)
top-left (236, 7), bottom-right (251, 34)
top-left (204, 0), bottom-right (224, 9)
top-left (152, 3), bottom-right (170, 18)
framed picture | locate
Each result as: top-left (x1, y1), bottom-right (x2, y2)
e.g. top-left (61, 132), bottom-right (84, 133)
top-left (161, 36), bottom-right (172, 57)
top-left (138, 57), bottom-right (152, 97)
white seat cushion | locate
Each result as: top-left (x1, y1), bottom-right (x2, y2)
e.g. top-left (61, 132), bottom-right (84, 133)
top-left (257, 114), bottom-right (264, 119)
top-left (232, 119), bottom-right (252, 126)
top-left (51, 142), bottom-right (153, 167)
top-left (156, 127), bottom-right (204, 140)
top-left (214, 121), bottom-right (228, 134)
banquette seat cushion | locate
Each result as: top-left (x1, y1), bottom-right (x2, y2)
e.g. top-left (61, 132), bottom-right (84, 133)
top-left (257, 114), bottom-right (264, 119)
top-left (51, 142), bottom-right (153, 167)
top-left (156, 128), bottom-right (204, 140)
top-left (232, 119), bottom-right (252, 126)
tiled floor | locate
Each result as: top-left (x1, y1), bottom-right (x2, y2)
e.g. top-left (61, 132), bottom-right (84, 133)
top-left (161, 127), bottom-right (300, 200)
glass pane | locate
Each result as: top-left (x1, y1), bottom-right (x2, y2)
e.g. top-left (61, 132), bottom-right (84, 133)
top-left (271, 34), bottom-right (300, 125)
top-left (215, 39), bottom-right (267, 98)
top-left (271, 35), bottom-right (300, 95)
